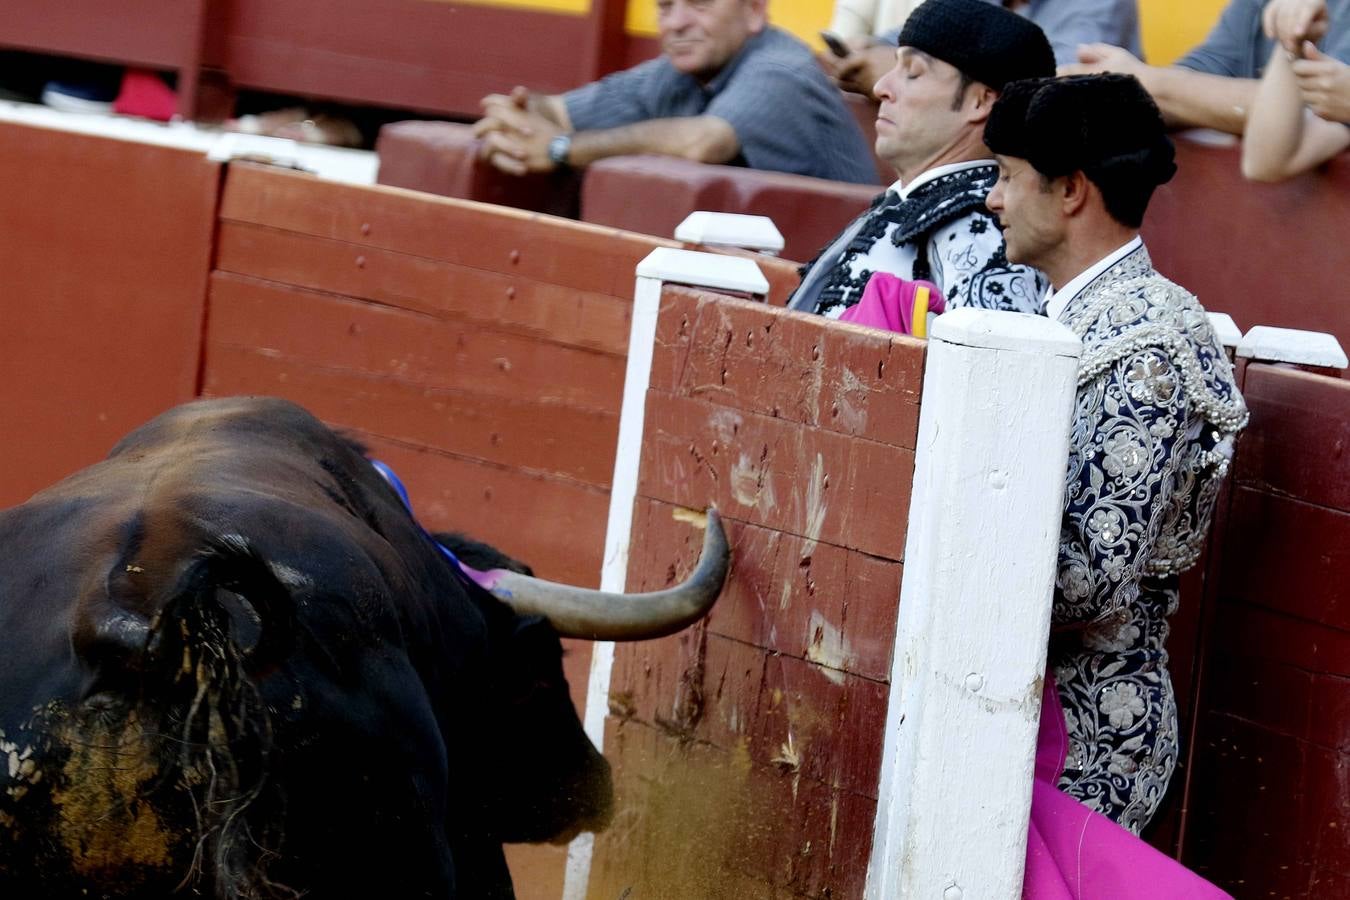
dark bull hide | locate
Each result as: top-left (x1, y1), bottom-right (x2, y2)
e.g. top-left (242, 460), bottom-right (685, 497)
top-left (0, 397), bottom-right (728, 899)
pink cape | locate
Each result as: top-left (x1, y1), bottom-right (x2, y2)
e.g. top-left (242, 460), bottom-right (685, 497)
top-left (838, 273), bottom-right (946, 334)
top-left (1027, 677), bottom-right (1231, 898)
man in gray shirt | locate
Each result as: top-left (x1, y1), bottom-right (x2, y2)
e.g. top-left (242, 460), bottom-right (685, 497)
top-left (473, 0), bottom-right (877, 184)
top-left (1063, 0), bottom-right (1350, 134)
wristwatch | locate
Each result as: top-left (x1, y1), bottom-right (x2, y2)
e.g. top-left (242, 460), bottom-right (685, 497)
top-left (547, 133), bottom-right (573, 169)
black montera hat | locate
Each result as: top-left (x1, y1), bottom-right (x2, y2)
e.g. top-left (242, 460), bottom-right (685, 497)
top-left (897, 0), bottom-right (1056, 90)
top-left (983, 74), bottom-right (1177, 188)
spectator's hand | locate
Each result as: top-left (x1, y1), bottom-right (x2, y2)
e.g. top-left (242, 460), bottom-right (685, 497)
top-left (1262, 0), bottom-right (1330, 53)
top-left (1060, 44), bottom-right (1146, 78)
top-left (1293, 43), bottom-right (1350, 121)
top-left (473, 86), bottom-right (565, 175)
top-left (820, 39), bottom-right (897, 99)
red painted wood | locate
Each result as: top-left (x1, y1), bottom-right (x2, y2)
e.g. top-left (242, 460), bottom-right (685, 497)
top-left (591, 715), bottom-right (877, 899)
top-left (1143, 138), bottom-right (1350, 352)
top-left (626, 497), bottom-right (900, 683)
top-left (219, 0), bottom-right (598, 117)
top-left (0, 0), bottom-right (203, 69)
top-left (207, 272), bottom-right (625, 413)
top-left (0, 123), bottom-right (218, 508)
top-left (609, 626), bottom-right (888, 801)
top-left (639, 391), bottom-right (913, 560)
top-left (1185, 714), bottom-right (1320, 895)
top-left (653, 288), bottom-right (925, 448)
top-left (1220, 487), bottom-right (1350, 635)
top-left (221, 164), bottom-right (675, 301)
top-left (375, 121), bottom-right (586, 219)
top-left (582, 154), bottom-right (880, 264)
top-left (346, 434), bottom-right (607, 589)
top-left (203, 342), bottom-right (618, 487)
top-left (1235, 364), bottom-right (1350, 511)
top-left (215, 220), bottom-right (632, 357)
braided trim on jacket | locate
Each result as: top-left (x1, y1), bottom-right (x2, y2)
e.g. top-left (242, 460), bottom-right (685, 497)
top-left (884, 165), bottom-right (999, 246)
top-left (1070, 275), bottom-right (1249, 436)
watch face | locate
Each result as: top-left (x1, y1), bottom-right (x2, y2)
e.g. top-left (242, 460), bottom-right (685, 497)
top-left (548, 134), bottom-right (571, 165)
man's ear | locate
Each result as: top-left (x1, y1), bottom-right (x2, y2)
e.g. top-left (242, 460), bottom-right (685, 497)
top-left (745, 0), bottom-right (769, 33)
top-left (966, 84), bottom-right (999, 125)
top-left (1060, 170), bottom-right (1092, 217)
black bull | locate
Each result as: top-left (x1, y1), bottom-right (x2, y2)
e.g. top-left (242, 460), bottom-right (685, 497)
top-left (0, 397), bottom-right (728, 899)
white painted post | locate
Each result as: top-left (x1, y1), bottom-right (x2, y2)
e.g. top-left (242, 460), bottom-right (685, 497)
top-left (865, 309), bottom-right (1083, 900)
top-left (674, 210), bottom-right (786, 256)
top-left (561, 247), bottom-right (769, 900)
top-left (1205, 312), bottom-right (1243, 358)
top-left (1236, 325), bottom-right (1348, 370)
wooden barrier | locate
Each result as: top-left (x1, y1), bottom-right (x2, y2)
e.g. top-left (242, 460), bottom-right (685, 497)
top-left (0, 121), bottom-right (218, 507)
top-left (585, 281), bottom-right (925, 900)
top-left (1183, 363), bottom-right (1350, 897)
top-left (573, 251), bottom-right (1079, 898)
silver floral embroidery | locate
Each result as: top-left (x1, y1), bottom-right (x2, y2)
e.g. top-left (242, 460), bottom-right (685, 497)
top-left (1049, 244), bottom-right (1247, 835)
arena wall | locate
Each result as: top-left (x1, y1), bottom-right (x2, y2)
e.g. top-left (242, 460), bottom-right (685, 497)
top-left (2, 122), bottom-right (1348, 899)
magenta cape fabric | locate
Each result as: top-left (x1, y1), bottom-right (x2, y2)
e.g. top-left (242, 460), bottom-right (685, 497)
top-left (1026, 676), bottom-right (1232, 899)
top-left (837, 273), bottom-right (946, 333)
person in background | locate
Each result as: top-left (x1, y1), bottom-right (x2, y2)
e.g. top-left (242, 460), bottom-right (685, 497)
top-left (1063, 0), bottom-right (1350, 135)
top-left (790, 0), bottom-right (1055, 318)
top-left (823, 0), bottom-right (1140, 99)
top-left (984, 73), bottom-right (1247, 833)
top-left (1242, 0), bottom-right (1350, 179)
top-left (471, 0), bottom-right (877, 184)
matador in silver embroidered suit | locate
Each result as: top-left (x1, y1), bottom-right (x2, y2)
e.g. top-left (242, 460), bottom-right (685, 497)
top-left (1049, 242), bottom-right (1247, 834)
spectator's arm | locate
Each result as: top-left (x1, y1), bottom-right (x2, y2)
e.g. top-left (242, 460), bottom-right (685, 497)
top-left (567, 116), bottom-right (740, 166)
top-left (1063, 44), bottom-right (1259, 134)
top-left (478, 113), bottom-right (740, 175)
top-left (1243, 44), bottom-right (1350, 180)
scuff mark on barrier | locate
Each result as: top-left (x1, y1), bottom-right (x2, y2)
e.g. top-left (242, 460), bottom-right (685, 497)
top-left (730, 447), bottom-right (776, 514)
top-left (832, 367), bottom-right (869, 433)
top-left (805, 611), bottom-right (850, 685)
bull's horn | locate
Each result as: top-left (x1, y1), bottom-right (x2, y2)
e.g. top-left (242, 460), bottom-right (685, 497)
top-left (487, 508), bottom-right (729, 641)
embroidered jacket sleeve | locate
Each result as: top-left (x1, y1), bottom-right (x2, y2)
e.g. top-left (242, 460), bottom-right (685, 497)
top-left (1054, 345), bottom-right (1194, 628)
top-left (927, 212), bottom-right (1047, 314)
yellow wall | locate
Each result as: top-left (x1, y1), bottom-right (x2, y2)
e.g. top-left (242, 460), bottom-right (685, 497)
top-left (623, 0), bottom-right (1229, 66)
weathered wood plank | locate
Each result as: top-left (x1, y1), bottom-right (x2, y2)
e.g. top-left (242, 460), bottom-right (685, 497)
top-left (1220, 486), bottom-right (1350, 634)
top-left (1235, 363), bottom-right (1350, 512)
top-left (344, 434), bottom-right (607, 589)
top-left (624, 497), bottom-right (900, 682)
top-left (651, 288), bottom-right (924, 448)
top-left (609, 629), bottom-right (887, 799)
top-left (203, 342), bottom-right (618, 488)
top-left (638, 391), bottom-right (913, 560)
top-left (207, 272), bottom-right (626, 414)
top-left (219, 164), bottom-right (680, 299)
top-left (0, 122), bottom-right (218, 506)
top-left (589, 718), bottom-right (876, 900)
top-left (215, 221), bottom-right (632, 356)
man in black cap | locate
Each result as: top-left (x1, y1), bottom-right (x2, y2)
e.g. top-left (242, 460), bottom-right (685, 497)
top-left (984, 74), bottom-right (1247, 833)
top-left (789, 0), bottom-right (1056, 318)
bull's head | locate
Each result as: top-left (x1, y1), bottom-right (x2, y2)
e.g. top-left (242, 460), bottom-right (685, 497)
top-left (0, 397), bottom-right (730, 900)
